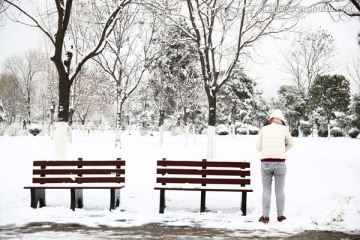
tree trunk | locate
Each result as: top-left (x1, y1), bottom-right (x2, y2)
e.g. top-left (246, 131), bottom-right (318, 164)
top-left (206, 90), bottom-right (217, 159)
top-left (230, 105), bottom-right (236, 139)
top-left (26, 89), bottom-right (31, 122)
top-left (57, 73), bottom-right (72, 122)
top-left (183, 107), bottom-right (191, 146)
top-left (52, 66), bottom-right (72, 160)
top-left (207, 93), bottom-right (216, 127)
top-left (159, 109), bottom-right (165, 147)
top-left (68, 108), bottom-right (75, 126)
top-left (115, 110), bottom-right (122, 149)
top-left (115, 91), bottom-right (124, 149)
top-left (183, 107), bottom-right (190, 126)
top-left (53, 122), bottom-right (68, 159)
top-left (327, 116), bottom-right (331, 140)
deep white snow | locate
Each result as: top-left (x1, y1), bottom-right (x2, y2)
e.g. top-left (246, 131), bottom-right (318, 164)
top-left (0, 130), bottom-right (359, 238)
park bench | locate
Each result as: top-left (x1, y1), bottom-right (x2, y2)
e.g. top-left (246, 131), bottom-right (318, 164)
top-left (154, 158), bottom-right (253, 215)
top-left (24, 158), bottom-right (125, 211)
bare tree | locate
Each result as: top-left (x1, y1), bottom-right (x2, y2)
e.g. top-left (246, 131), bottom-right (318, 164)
top-left (0, 73), bottom-right (24, 124)
top-left (71, 65), bottom-right (112, 127)
top-left (282, 29), bottom-right (336, 120)
top-left (91, 4), bottom-right (159, 148)
top-left (155, 0), bottom-right (301, 158)
top-left (348, 56), bottom-right (360, 92)
top-left (3, 49), bottom-right (44, 123)
top-left (2, 0), bottom-right (133, 158)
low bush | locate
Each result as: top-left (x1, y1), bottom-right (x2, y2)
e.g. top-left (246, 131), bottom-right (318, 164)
top-left (28, 124), bottom-right (42, 136)
top-left (248, 126), bottom-right (259, 135)
top-left (348, 128), bottom-right (360, 138)
top-left (330, 127), bottom-right (344, 137)
top-left (291, 128), bottom-right (299, 137)
top-left (318, 129), bottom-right (328, 138)
top-left (302, 128), bottom-right (312, 137)
top-left (216, 124), bottom-right (229, 135)
top-left (236, 128), bottom-right (247, 135)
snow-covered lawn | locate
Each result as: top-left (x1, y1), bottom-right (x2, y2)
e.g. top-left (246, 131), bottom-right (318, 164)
top-left (0, 131), bottom-right (359, 238)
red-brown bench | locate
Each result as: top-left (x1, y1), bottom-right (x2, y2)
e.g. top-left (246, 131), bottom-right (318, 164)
top-left (154, 158), bottom-right (253, 215)
top-left (24, 158), bottom-right (125, 211)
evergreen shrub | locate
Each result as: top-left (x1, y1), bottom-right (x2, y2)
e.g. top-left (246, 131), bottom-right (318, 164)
top-left (348, 128), bottom-right (360, 138)
top-left (291, 128), bottom-right (299, 137)
top-left (216, 124), bottom-right (229, 135)
top-left (302, 128), bottom-right (312, 137)
top-left (318, 129), bottom-right (328, 137)
top-left (236, 128), bottom-right (247, 135)
top-left (248, 126), bottom-right (259, 135)
top-left (330, 127), bottom-right (343, 137)
top-left (29, 124), bottom-right (42, 136)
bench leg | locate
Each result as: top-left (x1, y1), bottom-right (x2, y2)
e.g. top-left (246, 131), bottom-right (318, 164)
top-left (159, 190), bottom-right (165, 214)
top-left (70, 189), bottom-right (83, 211)
top-left (241, 192), bottom-right (247, 216)
top-left (110, 189), bottom-right (120, 210)
top-left (30, 189), bottom-right (46, 208)
top-left (200, 190), bottom-right (206, 212)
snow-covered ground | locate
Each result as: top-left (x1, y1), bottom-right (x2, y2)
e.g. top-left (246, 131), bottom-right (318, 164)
top-left (0, 130), bottom-right (359, 238)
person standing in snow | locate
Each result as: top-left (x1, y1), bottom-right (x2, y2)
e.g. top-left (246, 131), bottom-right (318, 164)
top-left (256, 109), bottom-right (294, 224)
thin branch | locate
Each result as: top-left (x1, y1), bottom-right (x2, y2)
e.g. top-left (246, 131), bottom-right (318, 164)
top-left (3, 0), bottom-right (55, 44)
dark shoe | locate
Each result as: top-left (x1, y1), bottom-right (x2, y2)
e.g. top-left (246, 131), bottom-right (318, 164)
top-left (259, 216), bottom-right (269, 223)
top-left (277, 216), bottom-right (286, 222)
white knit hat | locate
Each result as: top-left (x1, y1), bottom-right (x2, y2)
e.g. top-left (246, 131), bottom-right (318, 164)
top-left (269, 109), bottom-right (286, 122)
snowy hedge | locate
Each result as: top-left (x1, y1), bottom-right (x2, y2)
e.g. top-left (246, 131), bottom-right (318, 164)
top-left (248, 126), bottom-right (259, 135)
top-left (330, 127), bottom-right (344, 137)
top-left (216, 124), bottom-right (229, 135)
top-left (348, 128), bottom-right (359, 138)
top-left (236, 128), bottom-right (247, 135)
top-left (28, 124), bottom-right (42, 136)
top-left (300, 121), bottom-right (312, 137)
top-left (318, 129), bottom-right (328, 138)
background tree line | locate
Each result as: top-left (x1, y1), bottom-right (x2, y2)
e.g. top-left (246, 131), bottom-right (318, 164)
top-left (1, 0), bottom-right (359, 143)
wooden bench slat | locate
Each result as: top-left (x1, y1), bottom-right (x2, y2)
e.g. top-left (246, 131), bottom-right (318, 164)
top-left (33, 161), bottom-right (125, 167)
top-left (33, 169), bottom-right (125, 175)
top-left (157, 160), bottom-right (250, 168)
top-left (155, 159), bottom-right (252, 215)
top-left (24, 185), bottom-right (125, 189)
top-left (157, 168), bottom-right (250, 176)
top-left (33, 177), bottom-right (125, 184)
top-left (154, 187), bottom-right (253, 192)
top-left (26, 159), bottom-right (126, 211)
top-left (157, 177), bottom-right (250, 185)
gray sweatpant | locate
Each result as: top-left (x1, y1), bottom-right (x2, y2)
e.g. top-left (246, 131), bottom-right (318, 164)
top-left (261, 162), bottom-right (286, 218)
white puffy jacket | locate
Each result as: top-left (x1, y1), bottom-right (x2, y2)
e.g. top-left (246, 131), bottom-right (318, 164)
top-left (256, 122), bottom-right (294, 160)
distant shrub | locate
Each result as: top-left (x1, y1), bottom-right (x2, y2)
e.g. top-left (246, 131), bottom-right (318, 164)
top-left (216, 124), bottom-right (229, 135)
top-left (5, 123), bottom-right (20, 136)
top-left (235, 125), bottom-right (259, 135)
top-left (170, 126), bottom-right (184, 136)
top-left (302, 128), bottom-right (312, 137)
top-left (318, 129), bottom-right (328, 138)
top-left (348, 128), bottom-right (360, 138)
top-left (29, 124), bottom-right (42, 136)
top-left (248, 126), bottom-right (259, 135)
top-left (291, 128), bottom-right (299, 137)
top-left (0, 123), bottom-right (5, 136)
top-left (300, 121), bottom-right (312, 137)
top-left (236, 128), bottom-right (247, 135)
top-left (330, 127), bottom-right (344, 137)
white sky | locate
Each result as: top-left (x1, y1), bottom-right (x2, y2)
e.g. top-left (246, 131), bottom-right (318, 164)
top-left (0, 5), bottom-right (359, 99)
top-left (247, 11), bottom-right (360, 99)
